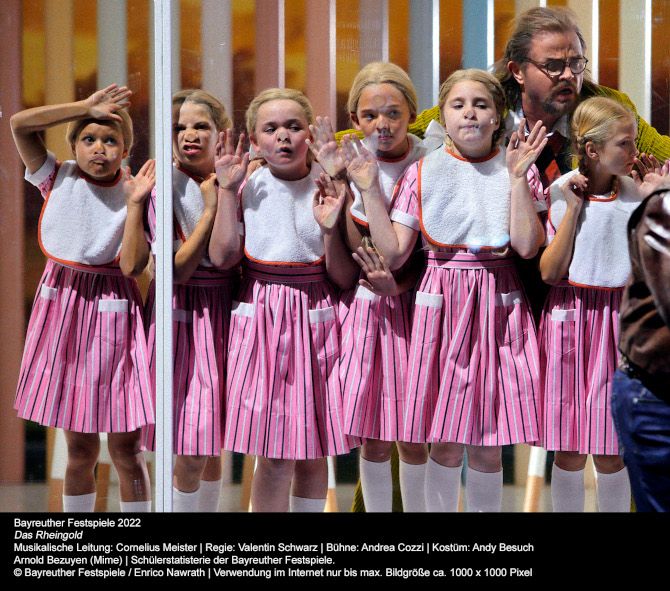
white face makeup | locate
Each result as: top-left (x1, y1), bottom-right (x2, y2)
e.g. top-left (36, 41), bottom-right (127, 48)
top-left (441, 80), bottom-right (500, 159)
top-left (352, 83), bottom-right (413, 159)
top-left (251, 99), bottom-right (311, 181)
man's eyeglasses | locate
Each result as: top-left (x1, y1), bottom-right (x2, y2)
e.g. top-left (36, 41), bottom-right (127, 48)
top-left (525, 57), bottom-right (588, 77)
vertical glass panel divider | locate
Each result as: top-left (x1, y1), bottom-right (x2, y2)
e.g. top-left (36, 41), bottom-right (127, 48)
top-left (153, 0), bottom-right (174, 512)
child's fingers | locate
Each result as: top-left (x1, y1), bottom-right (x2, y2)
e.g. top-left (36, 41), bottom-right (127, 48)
top-left (224, 129), bottom-right (234, 154)
top-left (358, 279), bottom-right (376, 293)
top-left (355, 245), bottom-right (375, 270)
top-left (517, 117), bottom-right (527, 137)
top-left (508, 131), bottom-right (519, 150)
top-left (535, 137), bottom-right (548, 156)
top-left (215, 131), bottom-right (225, 156)
top-left (100, 83), bottom-right (119, 94)
top-left (526, 120), bottom-right (542, 144)
top-left (352, 252), bottom-right (371, 274)
top-left (235, 133), bottom-right (246, 159)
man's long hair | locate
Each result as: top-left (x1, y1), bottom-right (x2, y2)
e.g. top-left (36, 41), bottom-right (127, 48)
top-left (491, 6), bottom-right (588, 110)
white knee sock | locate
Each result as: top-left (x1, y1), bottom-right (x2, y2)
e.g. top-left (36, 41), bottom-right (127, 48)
top-left (551, 464), bottom-right (584, 512)
top-left (596, 468), bottom-right (631, 512)
top-left (198, 479), bottom-right (222, 512)
top-left (120, 500), bottom-right (152, 512)
top-left (360, 457), bottom-right (392, 512)
top-left (62, 492), bottom-right (96, 512)
top-left (399, 460), bottom-right (427, 512)
top-left (425, 458), bottom-right (461, 512)
top-left (172, 486), bottom-right (200, 512)
top-left (465, 468), bottom-right (503, 512)
top-left (289, 495), bottom-right (326, 512)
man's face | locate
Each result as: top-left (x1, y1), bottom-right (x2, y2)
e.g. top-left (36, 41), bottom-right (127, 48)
top-left (511, 30), bottom-right (585, 122)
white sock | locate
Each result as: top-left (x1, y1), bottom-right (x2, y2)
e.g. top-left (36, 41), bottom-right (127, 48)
top-left (465, 467), bottom-right (503, 512)
top-left (360, 457), bottom-right (392, 512)
top-left (198, 479), bottom-right (222, 512)
top-left (172, 486), bottom-right (200, 512)
top-left (551, 464), bottom-right (585, 512)
top-left (425, 458), bottom-right (461, 512)
top-left (399, 460), bottom-right (427, 512)
top-left (119, 500), bottom-right (152, 512)
top-left (62, 492), bottom-right (96, 512)
top-left (289, 495), bottom-right (326, 512)
top-left (596, 467), bottom-right (631, 512)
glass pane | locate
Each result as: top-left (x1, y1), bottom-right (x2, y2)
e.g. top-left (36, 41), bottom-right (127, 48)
top-left (4, 0), bottom-right (152, 513)
top-left (5, 0), bottom-right (670, 516)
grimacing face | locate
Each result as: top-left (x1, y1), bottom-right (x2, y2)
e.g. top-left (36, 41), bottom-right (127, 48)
top-left (173, 101), bottom-right (219, 177)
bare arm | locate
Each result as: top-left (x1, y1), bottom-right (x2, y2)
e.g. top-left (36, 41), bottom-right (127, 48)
top-left (173, 174), bottom-right (218, 283)
top-left (10, 84), bottom-right (131, 174)
top-left (539, 175), bottom-right (587, 285)
top-left (120, 160), bottom-right (155, 277)
top-left (342, 134), bottom-right (416, 270)
top-left (313, 174), bottom-right (359, 289)
top-left (507, 119), bottom-right (547, 259)
top-left (343, 191), bottom-right (365, 251)
top-left (209, 130), bottom-right (248, 269)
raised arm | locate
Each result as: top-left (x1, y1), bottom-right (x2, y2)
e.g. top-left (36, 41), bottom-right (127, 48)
top-left (173, 174), bottom-right (219, 284)
top-left (120, 159), bottom-right (155, 277)
top-left (10, 84), bottom-right (131, 174)
top-left (341, 134), bottom-right (416, 270)
top-left (209, 130), bottom-right (248, 269)
top-left (539, 174), bottom-right (587, 285)
top-left (306, 116), bottom-right (347, 179)
top-left (313, 173), bottom-right (359, 289)
top-left (506, 118), bottom-right (547, 259)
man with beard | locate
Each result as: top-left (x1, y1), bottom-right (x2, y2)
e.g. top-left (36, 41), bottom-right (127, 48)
top-left (340, 5), bottom-right (670, 513)
top-left (408, 6), bottom-right (670, 185)
top-left (406, 6), bottom-right (670, 320)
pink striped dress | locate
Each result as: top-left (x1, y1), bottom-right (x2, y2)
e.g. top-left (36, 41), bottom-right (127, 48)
top-left (340, 135), bottom-right (425, 440)
top-left (224, 165), bottom-right (351, 459)
top-left (540, 172), bottom-right (642, 455)
top-left (142, 168), bottom-right (237, 455)
top-left (394, 148), bottom-right (542, 446)
top-left (14, 153), bottom-right (154, 433)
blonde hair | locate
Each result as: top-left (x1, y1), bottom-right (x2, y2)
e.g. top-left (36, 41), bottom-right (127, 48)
top-left (172, 89), bottom-right (231, 131)
top-left (438, 69), bottom-right (507, 147)
top-left (571, 96), bottom-right (635, 173)
top-left (493, 6), bottom-right (587, 109)
top-left (347, 62), bottom-right (418, 120)
top-left (245, 88), bottom-right (314, 136)
top-left (67, 109), bottom-right (134, 155)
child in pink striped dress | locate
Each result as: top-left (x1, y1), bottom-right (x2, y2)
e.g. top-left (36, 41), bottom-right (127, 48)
top-left (209, 89), bottom-right (358, 512)
top-left (11, 85), bottom-right (155, 512)
top-left (322, 62), bottom-right (432, 512)
top-left (539, 97), bottom-right (641, 512)
top-left (367, 69), bottom-right (547, 512)
top-left (139, 90), bottom-right (238, 512)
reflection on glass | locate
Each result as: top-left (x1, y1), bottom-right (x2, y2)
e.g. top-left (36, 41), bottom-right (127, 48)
top-left (3, 0), bottom-right (669, 514)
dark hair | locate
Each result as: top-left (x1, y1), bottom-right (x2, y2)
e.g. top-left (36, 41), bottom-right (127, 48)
top-left (492, 7), bottom-right (586, 110)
